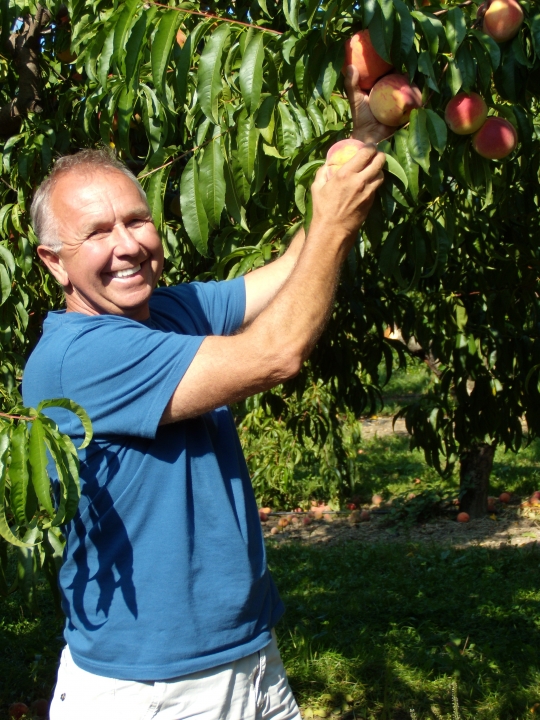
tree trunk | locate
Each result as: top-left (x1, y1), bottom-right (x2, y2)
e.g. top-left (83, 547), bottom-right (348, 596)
top-left (459, 442), bottom-right (496, 518)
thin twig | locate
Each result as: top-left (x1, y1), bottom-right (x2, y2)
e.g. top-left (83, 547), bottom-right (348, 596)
top-left (433, 0), bottom-right (474, 16)
top-left (145, 1), bottom-right (283, 35)
top-left (138, 128), bottom-right (230, 179)
top-left (0, 411), bottom-right (36, 421)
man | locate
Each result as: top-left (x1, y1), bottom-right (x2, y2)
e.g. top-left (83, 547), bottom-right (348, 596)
top-left (22, 68), bottom-right (387, 719)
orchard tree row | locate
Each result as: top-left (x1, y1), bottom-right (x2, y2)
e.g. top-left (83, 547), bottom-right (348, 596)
top-left (0, 0), bottom-right (539, 609)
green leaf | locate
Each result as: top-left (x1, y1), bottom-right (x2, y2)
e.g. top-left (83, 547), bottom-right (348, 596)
top-left (0, 432), bottom-right (34, 548)
top-left (8, 424), bottom-right (30, 527)
top-left (276, 102), bottom-right (300, 158)
top-left (455, 43), bottom-right (477, 93)
top-left (37, 399), bottom-right (93, 450)
top-left (144, 164), bottom-right (171, 232)
top-left (256, 96), bottom-right (276, 145)
top-left (408, 109), bottom-right (431, 173)
top-left (447, 56), bottom-right (463, 95)
top-left (445, 7), bottom-right (467, 54)
top-left (175, 20), bottom-right (211, 108)
top-left (223, 157), bottom-right (249, 231)
top-left (28, 418), bottom-right (54, 517)
top-left (384, 154), bottom-right (408, 189)
top-left (239, 33), bottom-right (265, 114)
top-left (283, 0), bottom-right (300, 33)
top-left (151, 9), bottom-right (182, 97)
top-left (394, 0), bottom-right (415, 57)
top-left (412, 11), bottom-right (439, 57)
top-left (198, 23), bottom-right (231, 124)
top-left (470, 29), bottom-right (500, 70)
top-left (319, 43), bottom-right (345, 103)
top-left (418, 50), bottom-right (438, 91)
top-left (97, 21), bottom-right (116, 88)
top-left (237, 109), bottom-right (259, 183)
top-left (380, 224), bottom-right (405, 279)
top-left (0, 243), bottom-right (15, 275)
top-left (425, 109), bottom-right (447, 154)
top-left (0, 264), bottom-right (10, 305)
top-left (199, 129), bottom-right (226, 228)
top-left (125, 10), bottom-right (153, 90)
top-left (369, 3), bottom-right (392, 63)
top-left (180, 156), bottom-right (209, 256)
top-left (113, 0), bottom-right (139, 71)
top-left (394, 130), bottom-right (419, 200)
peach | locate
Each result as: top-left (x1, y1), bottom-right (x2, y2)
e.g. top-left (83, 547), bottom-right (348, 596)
top-left (259, 510), bottom-right (269, 522)
top-left (483, 0), bottom-right (524, 42)
top-left (30, 699), bottom-right (49, 718)
top-left (372, 493), bottom-right (383, 506)
top-left (499, 491), bottom-right (511, 503)
top-left (342, 29), bottom-right (393, 91)
top-left (369, 74), bottom-right (422, 127)
top-left (473, 117), bottom-right (517, 159)
top-left (8, 704), bottom-right (29, 720)
top-left (457, 512), bottom-right (470, 523)
top-left (176, 28), bottom-right (187, 48)
top-left (445, 92), bottom-right (488, 135)
top-left (360, 510), bottom-right (371, 522)
top-left (326, 138), bottom-right (366, 177)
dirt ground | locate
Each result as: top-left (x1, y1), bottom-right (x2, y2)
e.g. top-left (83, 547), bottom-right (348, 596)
top-left (262, 416), bottom-right (540, 550)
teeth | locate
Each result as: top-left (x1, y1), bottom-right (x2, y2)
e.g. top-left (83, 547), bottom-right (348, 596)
top-left (112, 264), bottom-right (141, 279)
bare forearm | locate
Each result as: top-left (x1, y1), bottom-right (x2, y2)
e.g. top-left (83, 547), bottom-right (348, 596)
top-left (242, 227), bottom-right (305, 326)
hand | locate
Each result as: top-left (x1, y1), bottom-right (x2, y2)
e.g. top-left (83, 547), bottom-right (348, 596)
top-left (310, 143), bottom-right (386, 255)
top-left (344, 65), bottom-right (394, 145)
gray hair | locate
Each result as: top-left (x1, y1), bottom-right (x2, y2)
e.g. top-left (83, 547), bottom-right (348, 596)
top-left (30, 148), bottom-right (149, 252)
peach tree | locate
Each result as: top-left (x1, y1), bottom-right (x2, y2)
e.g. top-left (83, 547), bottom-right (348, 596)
top-left (0, 0), bottom-right (540, 607)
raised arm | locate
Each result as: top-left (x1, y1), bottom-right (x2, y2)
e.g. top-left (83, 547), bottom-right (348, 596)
top-left (241, 64), bottom-right (391, 327)
top-left (161, 144), bottom-right (385, 424)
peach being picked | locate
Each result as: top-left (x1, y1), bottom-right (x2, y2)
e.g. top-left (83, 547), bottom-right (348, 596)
top-left (369, 74), bottom-right (422, 127)
top-left (445, 92), bottom-right (488, 135)
top-left (326, 138), bottom-right (366, 177)
top-left (483, 0), bottom-right (524, 43)
top-left (342, 29), bottom-right (393, 91)
top-left (472, 117), bottom-right (517, 159)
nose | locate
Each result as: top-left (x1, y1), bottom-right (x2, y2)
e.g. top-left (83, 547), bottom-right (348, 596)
top-left (111, 223), bottom-right (143, 256)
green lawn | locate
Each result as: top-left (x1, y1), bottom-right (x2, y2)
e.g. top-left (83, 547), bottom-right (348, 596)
top-left (270, 541), bottom-right (540, 720)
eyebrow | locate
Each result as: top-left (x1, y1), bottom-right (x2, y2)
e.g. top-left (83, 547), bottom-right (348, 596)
top-left (80, 207), bottom-right (152, 236)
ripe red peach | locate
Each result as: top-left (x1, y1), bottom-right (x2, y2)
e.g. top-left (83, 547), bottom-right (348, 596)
top-left (342, 29), bottom-right (394, 91)
top-left (445, 92), bottom-right (488, 135)
top-left (326, 138), bottom-right (366, 177)
top-left (457, 512), bottom-right (470, 523)
top-left (369, 74), bottom-right (422, 127)
top-left (499, 491), bottom-right (511, 503)
top-left (8, 704), bottom-right (29, 720)
top-left (472, 117), bottom-right (517, 159)
top-left (483, 0), bottom-right (524, 42)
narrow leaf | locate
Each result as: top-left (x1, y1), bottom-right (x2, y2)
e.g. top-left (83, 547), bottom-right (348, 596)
top-left (180, 156), bottom-right (209, 256)
top-left (237, 110), bottom-right (259, 182)
top-left (239, 33), bottom-right (265, 114)
top-left (28, 419), bottom-right (54, 517)
top-left (151, 9), bottom-right (181, 97)
top-left (37, 398), bottom-right (93, 450)
top-left (8, 424), bottom-right (29, 526)
top-left (198, 23), bottom-right (230, 124)
top-left (199, 129), bottom-right (226, 228)
top-left (425, 109), bottom-right (447, 154)
top-left (408, 108), bottom-right (431, 173)
top-left (384, 154), bottom-right (408, 189)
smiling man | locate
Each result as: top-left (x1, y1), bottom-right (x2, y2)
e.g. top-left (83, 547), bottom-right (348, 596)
top-left (22, 69), bottom-right (387, 720)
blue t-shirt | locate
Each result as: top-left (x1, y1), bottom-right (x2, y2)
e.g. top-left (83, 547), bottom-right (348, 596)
top-left (22, 278), bottom-right (284, 680)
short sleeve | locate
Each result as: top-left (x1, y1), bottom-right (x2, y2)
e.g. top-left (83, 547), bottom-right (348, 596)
top-left (60, 316), bottom-right (204, 439)
top-left (149, 277), bottom-right (246, 337)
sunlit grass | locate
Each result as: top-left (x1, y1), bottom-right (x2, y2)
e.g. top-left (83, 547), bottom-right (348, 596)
top-left (269, 541), bottom-right (540, 719)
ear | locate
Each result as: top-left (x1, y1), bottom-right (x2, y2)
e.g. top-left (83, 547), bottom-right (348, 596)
top-left (37, 246), bottom-right (70, 288)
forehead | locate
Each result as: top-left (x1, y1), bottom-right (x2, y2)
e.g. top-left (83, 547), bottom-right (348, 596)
top-left (50, 168), bottom-right (146, 221)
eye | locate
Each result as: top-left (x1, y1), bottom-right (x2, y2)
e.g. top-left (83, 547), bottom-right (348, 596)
top-left (128, 218), bottom-right (147, 228)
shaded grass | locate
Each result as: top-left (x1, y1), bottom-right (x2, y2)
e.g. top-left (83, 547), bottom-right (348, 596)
top-left (269, 541), bottom-right (540, 719)
top-left (0, 575), bottom-right (62, 715)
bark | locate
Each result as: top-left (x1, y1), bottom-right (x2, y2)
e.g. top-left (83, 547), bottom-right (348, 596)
top-left (0, 5), bottom-right (50, 137)
top-left (459, 442), bottom-right (496, 518)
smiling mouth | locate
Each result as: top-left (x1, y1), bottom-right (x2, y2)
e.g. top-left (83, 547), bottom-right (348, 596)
top-left (111, 264), bottom-right (142, 279)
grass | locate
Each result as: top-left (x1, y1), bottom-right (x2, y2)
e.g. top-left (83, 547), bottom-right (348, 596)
top-left (2, 359), bottom-right (540, 718)
top-left (269, 541), bottom-right (540, 720)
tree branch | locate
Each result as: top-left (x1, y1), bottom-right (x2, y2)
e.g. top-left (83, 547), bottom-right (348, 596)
top-left (0, 4), bottom-right (50, 137)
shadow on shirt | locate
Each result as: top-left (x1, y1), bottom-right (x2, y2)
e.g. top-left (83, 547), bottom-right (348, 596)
top-left (64, 447), bottom-right (137, 631)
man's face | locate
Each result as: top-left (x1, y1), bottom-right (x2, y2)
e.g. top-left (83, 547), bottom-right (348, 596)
top-left (40, 168), bottom-right (164, 321)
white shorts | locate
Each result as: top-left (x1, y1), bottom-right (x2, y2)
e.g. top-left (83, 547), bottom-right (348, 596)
top-left (49, 632), bottom-right (301, 720)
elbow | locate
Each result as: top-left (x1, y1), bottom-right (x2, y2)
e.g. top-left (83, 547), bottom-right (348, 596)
top-left (269, 347), bottom-right (305, 385)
